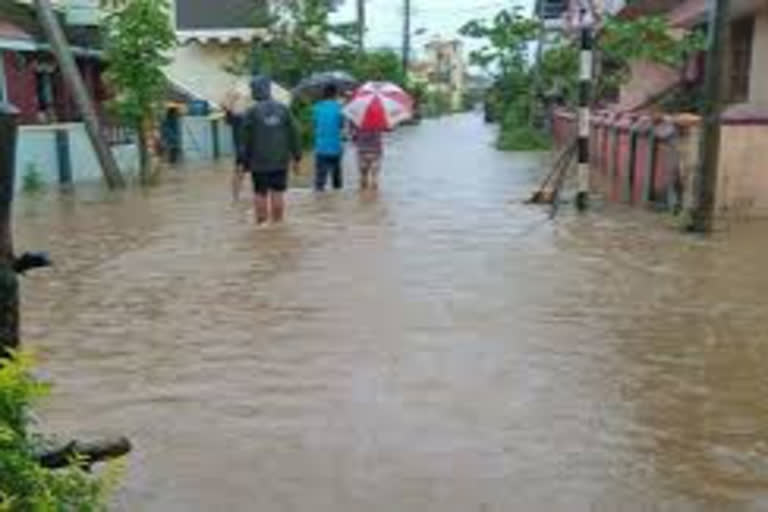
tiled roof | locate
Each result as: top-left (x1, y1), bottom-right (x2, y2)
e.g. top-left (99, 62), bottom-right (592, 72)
top-left (175, 0), bottom-right (266, 31)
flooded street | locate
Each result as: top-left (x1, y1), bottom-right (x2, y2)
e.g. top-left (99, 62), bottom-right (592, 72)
top-left (15, 113), bottom-right (768, 510)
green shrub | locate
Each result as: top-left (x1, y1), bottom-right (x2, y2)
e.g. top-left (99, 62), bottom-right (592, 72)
top-left (497, 125), bottom-right (551, 151)
top-left (291, 98), bottom-right (314, 152)
top-left (423, 90), bottom-right (452, 118)
top-left (0, 353), bottom-right (121, 511)
top-left (21, 164), bottom-right (45, 194)
top-left (495, 101), bottom-right (551, 151)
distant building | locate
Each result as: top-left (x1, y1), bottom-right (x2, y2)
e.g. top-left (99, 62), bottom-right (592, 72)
top-left (410, 38), bottom-right (467, 111)
top-left (535, 0), bottom-right (568, 32)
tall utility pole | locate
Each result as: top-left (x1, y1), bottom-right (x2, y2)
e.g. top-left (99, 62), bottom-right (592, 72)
top-left (575, 4), bottom-right (594, 212)
top-left (402, 0), bottom-right (412, 76)
top-left (530, 0), bottom-right (546, 127)
top-left (357, 0), bottom-right (366, 53)
top-left (690, 0), bottom-right (731, 232)
top-left (34, 0), bottom-right (125, 189)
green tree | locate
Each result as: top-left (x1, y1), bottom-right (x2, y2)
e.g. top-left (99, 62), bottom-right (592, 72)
top-left (598, 15), bottom-right (706, 101)
top-left (460, 8), bottom-right (544, 149)
top-left (103, 0), bottom-right (176, 184)
top-left (227, 0), bottom-right (406, 149)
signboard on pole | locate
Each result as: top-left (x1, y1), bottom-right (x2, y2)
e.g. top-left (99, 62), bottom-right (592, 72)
top-left (65, 0), bottom-right (100, 26)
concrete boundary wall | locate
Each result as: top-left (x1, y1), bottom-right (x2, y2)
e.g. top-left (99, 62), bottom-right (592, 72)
top-left (15, 115), bottom-right (234, 190)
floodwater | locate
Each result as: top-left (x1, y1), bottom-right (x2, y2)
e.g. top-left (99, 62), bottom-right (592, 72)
top-left (15, 113), bottom-right (768, 511)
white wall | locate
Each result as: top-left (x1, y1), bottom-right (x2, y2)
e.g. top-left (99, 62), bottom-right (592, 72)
top-left (164, 42), bottom-right (290, 111)
top-left (15, 123), bottom-right (139, 190)
top-left (180, 116), bottom-right (235, 162)
top-left (14, 117), bottom-right (233, 191)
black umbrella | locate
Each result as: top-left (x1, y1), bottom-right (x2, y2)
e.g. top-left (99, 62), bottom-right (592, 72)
top-left (292, 71), bottom-right (359, 99)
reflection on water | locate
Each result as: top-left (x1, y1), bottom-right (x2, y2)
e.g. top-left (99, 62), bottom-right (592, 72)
top-left (16, 114), bottom-right (768, 511)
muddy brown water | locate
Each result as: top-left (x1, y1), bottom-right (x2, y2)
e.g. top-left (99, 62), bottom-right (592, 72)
top-left (15, 114), bottom-right (768, 510)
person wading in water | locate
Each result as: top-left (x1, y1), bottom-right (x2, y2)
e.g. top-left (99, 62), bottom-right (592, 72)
top-left (240, 76), bottom-right (302, 224)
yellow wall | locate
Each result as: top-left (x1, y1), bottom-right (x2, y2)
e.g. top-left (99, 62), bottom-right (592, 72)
top-left (716, 123), bottom-right (768, 218)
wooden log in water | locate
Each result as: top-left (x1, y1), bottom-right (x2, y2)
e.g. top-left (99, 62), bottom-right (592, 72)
top-left (528, 139), bottom-right (578, 205)
top-left (39, 437), bottom-right (132, 470)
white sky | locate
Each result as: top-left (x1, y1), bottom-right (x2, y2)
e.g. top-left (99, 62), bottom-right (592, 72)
top-left (332, 0), bottom-right (534, 59)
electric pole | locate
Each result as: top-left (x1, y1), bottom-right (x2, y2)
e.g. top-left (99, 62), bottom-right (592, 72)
top-left (575, 4), bottom-right (594, 211)
top-left (402, 0), bottom-right (412, 76)
top-left (357, 0), bottom-right (366, 53)
top-left (34, 0), bottom-right (125, 189)
top-left (690, 0), bottom-right (730, 232)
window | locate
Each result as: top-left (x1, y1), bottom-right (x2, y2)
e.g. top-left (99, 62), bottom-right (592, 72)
top-left (730, 17), bottom-right (754, 103)
top-left (0, 51), bottom-right (6, 103)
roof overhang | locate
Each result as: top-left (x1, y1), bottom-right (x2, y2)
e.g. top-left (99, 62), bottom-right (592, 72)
top-left (0, 37), bottom-right (102, 57)
top-left (177, 28), bottom-right (262, 45)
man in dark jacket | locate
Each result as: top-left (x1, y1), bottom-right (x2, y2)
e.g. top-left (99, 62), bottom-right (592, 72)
top-left (240, 76), bottom-right (302, 224)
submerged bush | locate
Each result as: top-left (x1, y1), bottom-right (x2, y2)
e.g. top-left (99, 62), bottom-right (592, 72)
top-left (496, 104), bottom-right (551, 151)
top-left (21, 164), bottom-right (45, 194)
top-left (0, 353), bottom-right (120, 511)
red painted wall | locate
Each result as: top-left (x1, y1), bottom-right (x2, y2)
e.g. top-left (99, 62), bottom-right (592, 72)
top-left (3, 51), bottom-right (39, 124)
top-left (633, 135), bottom-right (650, 205)
top-left (3, 51), bottom-right (107, 125)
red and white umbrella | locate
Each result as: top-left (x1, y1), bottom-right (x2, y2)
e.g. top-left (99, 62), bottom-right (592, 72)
top-left (343, 81), bottom-right (414, 131)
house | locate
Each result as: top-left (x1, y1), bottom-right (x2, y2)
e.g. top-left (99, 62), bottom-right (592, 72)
top-left (0, 0), bottom-right (108, 125)
top-left (550, 0), bottom-right (768, 219)
top-left (163, 0), bottom-right (289, 113)
top-left (409, 38), bottom-right (467, 111)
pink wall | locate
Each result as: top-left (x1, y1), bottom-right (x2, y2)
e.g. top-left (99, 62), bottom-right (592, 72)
top-left (551, 109), bottom-right (686, 211)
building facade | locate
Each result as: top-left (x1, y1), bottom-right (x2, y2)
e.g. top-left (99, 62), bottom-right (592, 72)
top-left (0, 1), bottom-right (108, 125)
top-left (410, 39), bottom-right (467, 112)
top-left (555, 0), bottom-right (768, 219)
top-left (164, 0), bottom-right (288, 112)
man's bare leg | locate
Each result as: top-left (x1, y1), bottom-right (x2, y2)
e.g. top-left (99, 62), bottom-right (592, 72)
top-left (271, 192), bottom-right (285, 223)
top-left (359, 160), bottom-right (370, 190)
top-left (254, 194), bottom-right (269, 224)
top-left (370, 159), bottom-right (381, 190)
top-left (232, 170), bottom-right (245, 202)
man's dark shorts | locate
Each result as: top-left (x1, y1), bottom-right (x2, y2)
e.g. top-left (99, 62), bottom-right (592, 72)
top-left (251, 170), bottom-right (288, 196)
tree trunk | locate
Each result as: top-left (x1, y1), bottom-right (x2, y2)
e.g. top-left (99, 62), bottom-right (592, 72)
top-left (0, 106), bottom-right (19, 357)
top-left (137, 116), bottom-right (159, 185)
top-left (137, 121), bottom-right (150, 185)
top-left (34, 0), bottom-right (125, 190)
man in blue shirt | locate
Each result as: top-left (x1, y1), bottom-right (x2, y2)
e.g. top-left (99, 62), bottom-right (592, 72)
top-left (313, 85), bottom-right (344, 191)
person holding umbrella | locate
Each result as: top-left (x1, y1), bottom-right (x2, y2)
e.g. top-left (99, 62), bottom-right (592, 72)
top-left (344, 81), bottom-right (413, 191)
top-left (312, 84), bottom-right (345, 191)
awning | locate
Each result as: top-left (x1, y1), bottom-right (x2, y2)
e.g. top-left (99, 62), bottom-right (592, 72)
top-left (163, 45), bottom-right (291, 113)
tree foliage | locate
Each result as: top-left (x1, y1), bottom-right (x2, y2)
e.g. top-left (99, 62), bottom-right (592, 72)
top-left (460, 9), bottom-right (547, 150)
top-left (103, 0), bottom-right (176, 124)
top-left (461, 7), bottom-right (707, 149)
top-left (229, 0), bottom-right (406, 149)
top-left (460, 8), bottom-right (539, 75)
top-left (598, 15), bottom-right (706, 97)
top-left (233, 0), bottom-right (404, 87)
top-left (0, 353), bottom-right (121, 511)
top-left (102, 0), bottom-right (176, 182)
